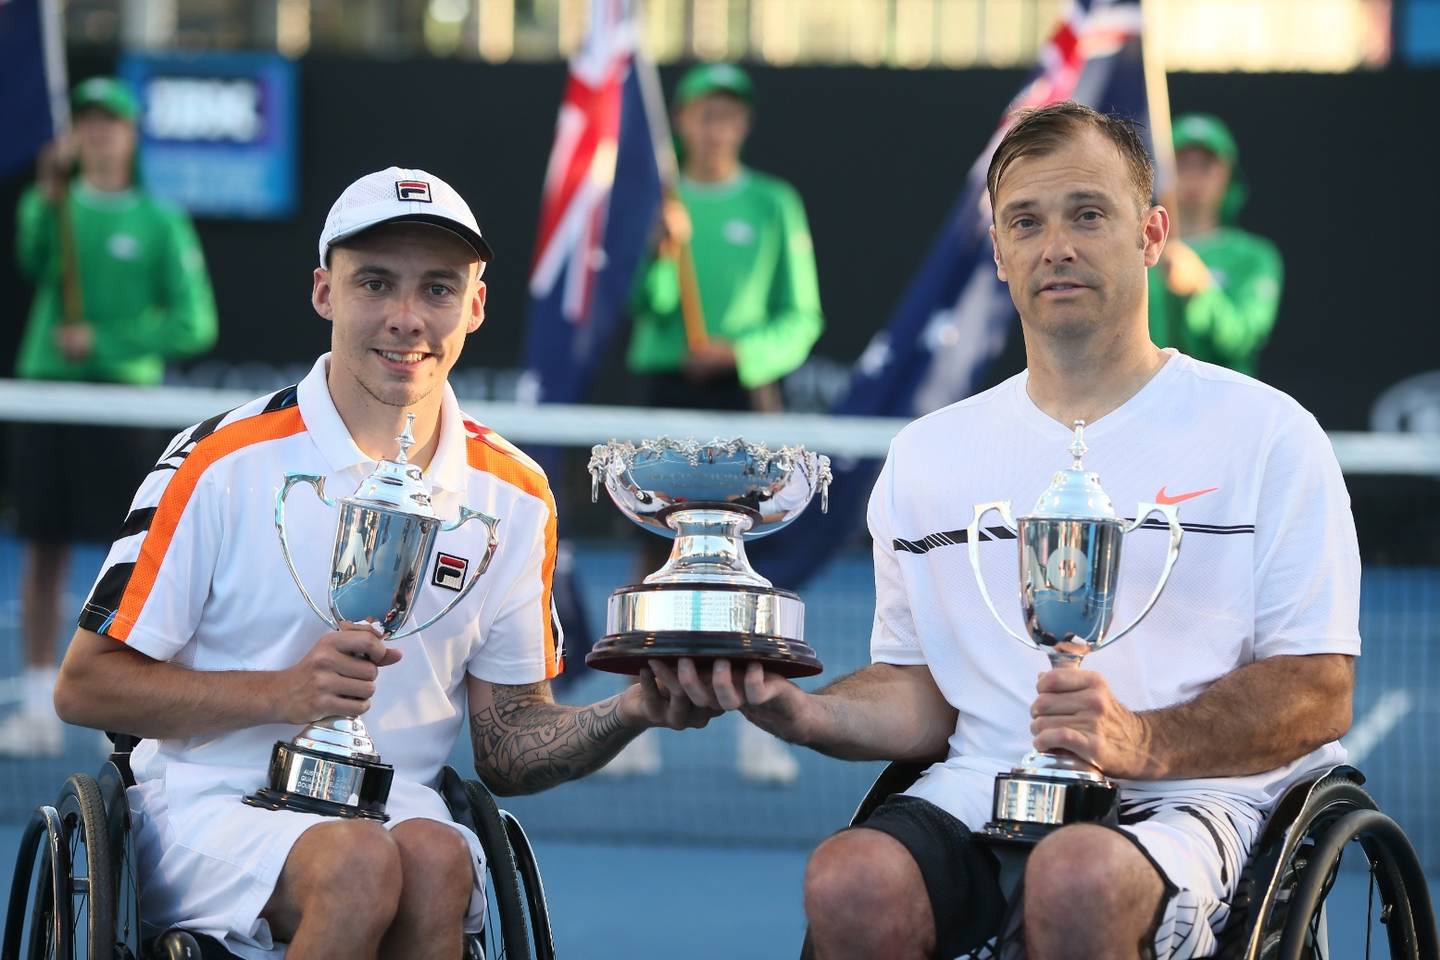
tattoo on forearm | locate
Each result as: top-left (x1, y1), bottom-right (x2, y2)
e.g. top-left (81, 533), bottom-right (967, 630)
top-left (470, 683), bottom-right (634, 794)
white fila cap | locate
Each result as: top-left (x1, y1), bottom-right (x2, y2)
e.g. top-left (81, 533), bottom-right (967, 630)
top-left (318, 166), bottom-right (494, 267)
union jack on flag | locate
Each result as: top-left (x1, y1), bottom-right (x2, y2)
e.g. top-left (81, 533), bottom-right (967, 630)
top-left (521, 0), bottom-right (663, 405)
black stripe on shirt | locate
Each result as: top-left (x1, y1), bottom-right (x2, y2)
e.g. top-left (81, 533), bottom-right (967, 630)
top-left (79, 561), bottom-right (135, 634)
top-left (893, 525), bottom-right (1017, 554)
top-left (262, 384), bottom-right (300, 414)
top-left (115, 506), bottom-right (157, 541)
top-left (895, 520), bottom-right (1254, 554)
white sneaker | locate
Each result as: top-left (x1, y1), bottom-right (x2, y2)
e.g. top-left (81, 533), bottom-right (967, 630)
top-left (600, 728), bottom-right (662, 777)
top-left (737, 721), bottom-right (799, 786)
top-left (0, 708), bottom-right (64, 758)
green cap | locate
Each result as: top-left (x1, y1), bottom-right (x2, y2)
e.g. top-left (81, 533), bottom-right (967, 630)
top-left (1172, 112), bottom-right (1248, 224)
top-left (71, 76), bottom-right (139, 122)
top-left (674, 63), bottom-right (753, 109)
top-left (1172, 113), bottom-right (1237, 163)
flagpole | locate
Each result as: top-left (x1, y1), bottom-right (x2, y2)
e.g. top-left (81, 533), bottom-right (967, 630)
top-left (1140, 0), bottom-right (1177, 222)
top-left (631, 7), bottom-right (709, 352)
top-left (38, 0), bottom-right (83, 331)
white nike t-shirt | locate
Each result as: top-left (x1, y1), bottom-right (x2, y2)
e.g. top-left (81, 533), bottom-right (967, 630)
top-left (868, 350), bottom-right (1361, 831)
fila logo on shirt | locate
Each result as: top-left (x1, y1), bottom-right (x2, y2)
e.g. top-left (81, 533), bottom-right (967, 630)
top-left (395, 180), bottom-right (432, 202)
top-left (433, 553), bottom-right (467, 591)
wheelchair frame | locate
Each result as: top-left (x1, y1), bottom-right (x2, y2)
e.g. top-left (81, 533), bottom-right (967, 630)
top-left (800, 762), bottom-right (1437, 960)
top-left (3, 744), bottom-right (555, 960)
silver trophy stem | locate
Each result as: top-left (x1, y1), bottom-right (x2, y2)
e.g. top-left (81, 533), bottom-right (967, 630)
top-left (646, 508), bottom-right (770, 588)
top-left (1018, 652), bottom-right (1100, 775)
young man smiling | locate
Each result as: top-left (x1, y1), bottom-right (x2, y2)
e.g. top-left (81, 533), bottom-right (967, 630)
top-left (54, 167), bottom-right (717, 960)
top-left (642, 104), bottom-right (1360, 959)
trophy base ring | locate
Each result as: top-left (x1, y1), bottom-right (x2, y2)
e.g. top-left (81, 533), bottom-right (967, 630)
top-left (585, 631), bottom-right (823, 679)
top-left (242, 741), bottom-right (393, 822)
top-left (980, 771), bottom-right (1119, 847)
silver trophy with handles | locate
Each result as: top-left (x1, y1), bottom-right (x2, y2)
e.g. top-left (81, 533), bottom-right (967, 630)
top-left (244, 414), bottom-right (499, 821)
top-left (968, 421), bottom-right (1183, 844)
top-left (586, 437), bottom-right (831, 678)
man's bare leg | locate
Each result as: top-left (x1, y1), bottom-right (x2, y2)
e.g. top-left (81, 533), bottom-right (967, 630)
top-left (804, 828), bottom-right (935, 960)
top-left (262, 820), bottom-right (402, 960)
top-left (380, 819), bottom-right (474, 960)
top-left (21, 542), bottom-right (67, 669)
top-left (1024, 824), bottom-right (1165, 960)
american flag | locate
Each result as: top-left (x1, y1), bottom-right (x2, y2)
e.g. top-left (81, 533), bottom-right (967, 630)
top-left (752, 0), bottom-right (1161, 588)
top-left (520, 0), bottom-right (663, 405)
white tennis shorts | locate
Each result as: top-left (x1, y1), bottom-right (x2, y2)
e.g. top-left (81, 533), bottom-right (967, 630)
top-left (128, 776), bottom-right (488, 960)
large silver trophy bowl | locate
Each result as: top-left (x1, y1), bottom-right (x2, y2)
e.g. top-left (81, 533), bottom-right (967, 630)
top-left (587, 437), bottom-right (832, 678)
top-left (244, 415), bottom-right (499, 821)
top-left (969, 421), bottom-right (1183, 844)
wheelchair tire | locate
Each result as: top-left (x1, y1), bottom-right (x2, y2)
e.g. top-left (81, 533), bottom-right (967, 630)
top-left (462, 779), bottom-right (533, 960)
top-left (53, 774), bottom-right (116, 960)
top-left (96, 762), bottom-right (141, 960)
top-left (500, 810), bottom-right (555, 960)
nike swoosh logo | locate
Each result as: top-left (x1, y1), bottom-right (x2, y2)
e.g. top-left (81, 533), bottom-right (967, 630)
top-left (1155, 485), bottom-right (1219, 505)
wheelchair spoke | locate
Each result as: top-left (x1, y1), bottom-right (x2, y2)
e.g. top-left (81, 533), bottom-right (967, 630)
top-left (487, 889), bottom-right (507, 959)
top-left (1365, 861), bottom-right (1375, 960)
top-left (64, 810), bottom-right (94, 952)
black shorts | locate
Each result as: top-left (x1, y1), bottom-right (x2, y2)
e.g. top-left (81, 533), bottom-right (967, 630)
top-left (640, 371), bottom-right (754, 412)
top-left (6, 421), bottom-right (165, 544)
top-left (856, 794), bottom-right (1007, 959)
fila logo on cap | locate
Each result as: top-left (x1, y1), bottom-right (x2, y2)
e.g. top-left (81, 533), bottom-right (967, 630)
top-left (395, 180), bottom-right (433, 203)
top-left (433, 553), bottom-right (468, 591)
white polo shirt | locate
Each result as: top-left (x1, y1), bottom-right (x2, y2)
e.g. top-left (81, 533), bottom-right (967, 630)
top-left (869, 351), bottom-right (1361, 831)
top-left (80, 353), bottom-right (562, 798)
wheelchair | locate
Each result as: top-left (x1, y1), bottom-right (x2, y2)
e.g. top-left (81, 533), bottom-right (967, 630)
top-left (3, 737), bottom-right (555, 960)
top-left (800, 762), bottom-right (1438, 959)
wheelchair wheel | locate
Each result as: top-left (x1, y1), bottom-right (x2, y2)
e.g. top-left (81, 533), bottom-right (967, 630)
top-left (3, 774), bottom-right (113, 960)
top-left (54, 774), bottom-right (116, 960)
top-left (4, 806), bottom-right (68, 960)
top-left (96, 761), bottom-right (141, 960)
top-left (500, 810), bottom-right (555, 960)
top-left (1232, 771), bottom-right (1438, 960)
top-left (462, 779), bottom-right (535, 960)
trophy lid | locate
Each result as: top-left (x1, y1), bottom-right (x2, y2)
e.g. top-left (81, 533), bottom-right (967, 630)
top-left (1028, 421), bottom-right (1119, 520)
top-left (349, 413), bottom-right (437, 517)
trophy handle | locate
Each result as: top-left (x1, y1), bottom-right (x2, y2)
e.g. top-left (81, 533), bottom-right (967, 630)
top-left (275, 473), bottom-right (339, 630)
top-left (388, 508), bottom-right (501, 641)
top-left (967, 501), bottom-right (1033, 648)
top-left (1108, 502), bottom-right (1184, 643)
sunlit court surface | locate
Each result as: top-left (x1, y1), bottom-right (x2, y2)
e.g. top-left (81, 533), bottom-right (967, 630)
top-left (3, 0), bottom-right (1440, 957)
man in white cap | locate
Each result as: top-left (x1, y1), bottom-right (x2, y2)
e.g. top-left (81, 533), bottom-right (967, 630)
top-left (54, 167), bottom-right (717, 959)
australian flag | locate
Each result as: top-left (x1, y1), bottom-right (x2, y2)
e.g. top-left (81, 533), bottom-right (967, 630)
top-left (753, 0), bottom-right (1158, 588)
top-left (520, 0), bottom-right (664, 406)
top-left (0, 0), bottom-right (69, 178)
